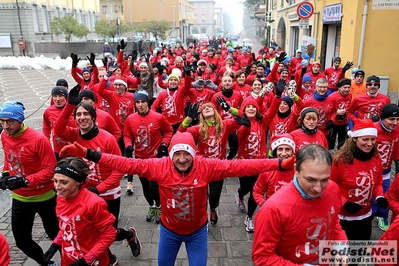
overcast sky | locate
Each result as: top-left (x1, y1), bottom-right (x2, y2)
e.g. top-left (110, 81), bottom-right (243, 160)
top-left (215, 0), bottom-right (243, 31)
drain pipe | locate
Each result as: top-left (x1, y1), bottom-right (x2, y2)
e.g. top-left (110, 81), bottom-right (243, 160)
top-left (357, 0), bottom-right (370, 68)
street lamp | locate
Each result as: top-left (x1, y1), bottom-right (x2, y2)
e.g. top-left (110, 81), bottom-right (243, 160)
top-left (160, 0), bottom-right (163, 20)
top-left (173, 6), bottom-right (176, 36)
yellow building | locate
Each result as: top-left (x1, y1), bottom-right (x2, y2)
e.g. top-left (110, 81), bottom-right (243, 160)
top-left (262, 0), bottom-right (399, 99)
top-left (113, 0), bottom-right (194, 41)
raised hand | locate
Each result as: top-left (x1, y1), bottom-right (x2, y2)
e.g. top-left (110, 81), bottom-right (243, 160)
top-left (275, 78), bottom-right (286, 97)
top-left (187, 102), bottom-right (200, 120)
top-left (216, 96), bottom-right (230, 112)
top-left (68, 84), bottom-right (81, 106)
top-left (86, 53), bottom-right (95, 65)
top-left (342, 61), bottom-right (354, 73)
top-left (71, 53), bottom-right (80, 67)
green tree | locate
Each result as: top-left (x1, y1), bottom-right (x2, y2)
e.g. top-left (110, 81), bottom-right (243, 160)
top-left (95, 19), bottom-right (133, 41)
top-left (243, 0), bottom-right (260, 12)
top-left (135, 20), bottom-right (171, 41)
top-left (50, 15), bottom-right (90, 43)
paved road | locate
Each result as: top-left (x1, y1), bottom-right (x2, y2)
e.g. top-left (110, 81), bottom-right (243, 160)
top-left (0, 68), bottom-right (385, 266)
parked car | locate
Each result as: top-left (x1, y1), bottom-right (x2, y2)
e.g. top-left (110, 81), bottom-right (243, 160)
top-left (242, 38), bottom-right (253, 47)
top-left (230, 34), bottom-right (239, 41)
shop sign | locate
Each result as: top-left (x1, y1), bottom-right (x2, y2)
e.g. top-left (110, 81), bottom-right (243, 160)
top-left (323, 3), bottom-right (342, 22)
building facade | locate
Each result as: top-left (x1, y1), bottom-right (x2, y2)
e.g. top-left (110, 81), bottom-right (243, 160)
top-left (0, 0), bottom-right (100, 56)
top-left (257, 0), bottom-right (399, 99)
top-left (188, 0), bottom-right (215, 36)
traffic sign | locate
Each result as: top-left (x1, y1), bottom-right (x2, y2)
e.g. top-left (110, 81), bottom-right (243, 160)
top-left (297, 1), bottom-right (314, 19)
top-left (299, 19), bottom-right (309, 29)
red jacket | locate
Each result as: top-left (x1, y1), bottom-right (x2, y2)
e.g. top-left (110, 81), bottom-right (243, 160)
top-left (304, 95), bottom-right (334, 135)
top-left (324, 66), bottom-right (344, 90)
top-left (151, 75), bottom-right (192, 125)
top-left (0, 233), bottom-right (10, 265)
top-left (375, 121), bottom-right (399, 173)
top-left (96, 78), bottom-right (135, 132)
top-left (386, 173), bottom-right (399, 222)
top-left (124, 110), bottom-right (173, 159)
top-left (54, 104), bottom-right (123, 198)
top-left (96, 108), bottom-right (122, 142)
top-left (330, 155), bottom-right (383, 220)
top-left (328, 91), bottom-right (352, 126)
top-left (179, 119), bottom-right (241, 159)
top-left (1, 127), bottom-right (56, 198)
top-left (290, 128), bottom-right (328, 153)
top-left (211, 90), bottom-right (243, 120)
top-left (253, 169), bottom-right (294, 207)
top-left (269, 97), bottom-right (304, 137)
top-left (71, 66), bottom-right (99, 90)
top-left (347, 93), bottom-right (391, 123)
top-left (252, 181), bottom-right (346, 265)
top-left (53, 189), bottom-right (116, 266)
top-left (43, 105), bottom-right (76, 153)
top-left (98, 153), bottom-right (281, 235)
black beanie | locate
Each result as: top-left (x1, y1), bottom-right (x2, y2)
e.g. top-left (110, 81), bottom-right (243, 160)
top-left (381, 104), bottom-right (399, 119)
top-left (338, 78), bottom-right (351, 88)
top-left (51, 86), bottom-right (68, 97)
top-left (367, 75), bottom-right (380, 84)
top-left (134, 90), bottom-right (149, 104)
top-left (193, 53), bottom-right (200, 60)
top-left (56, 78), bottom-right (68, 88)
top-left (79, 90), bottom-right (96, 103)
top-left (334, 57), bottom-right (341, 63)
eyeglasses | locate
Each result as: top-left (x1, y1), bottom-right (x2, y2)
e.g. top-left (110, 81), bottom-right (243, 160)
top-left (198, 64), bottom-right (206, 66)
top-left (366, 82), bottom-right (380, 86)
top-left (0, 119), bottom-right (15, 125)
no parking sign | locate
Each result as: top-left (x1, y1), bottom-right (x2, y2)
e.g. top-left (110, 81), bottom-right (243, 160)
top-left (297, 1), bottom-right (314, 19)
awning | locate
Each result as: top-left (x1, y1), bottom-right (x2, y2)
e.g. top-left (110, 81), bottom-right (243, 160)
top-left (254, 5), bottom-right (266, 19)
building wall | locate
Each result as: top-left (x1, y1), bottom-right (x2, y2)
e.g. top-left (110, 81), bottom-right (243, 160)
top-left (189, 0), bottom-right (215, 36)
top-left (0, 0), bottom-right (100, 56)
top-left (266, 0), bottom-right (399, 96)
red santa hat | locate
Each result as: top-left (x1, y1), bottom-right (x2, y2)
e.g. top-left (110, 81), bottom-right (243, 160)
top-left (168, 132), bottom-right (197, 159)
top-left (113, 76), bottom-right (127, 87)
top-left (270, 133), bottom-right (296, 152)
top-left (348, 119), bottom-right (377, 138)
top-left (198, 59), bottom-right (208, 66)
top-left (239, 96), bottom-right (260, 116)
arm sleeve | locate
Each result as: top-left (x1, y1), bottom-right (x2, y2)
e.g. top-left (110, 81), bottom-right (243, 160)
top-left (253, 173), bottom-right (268, 207)
top-left (123, 117), bottom-right (134, 148)
top-left (160, 116), bottom-right (174, 144)
top-left (104, 114), bottom-right (122, 142)
top-left (83, 199), bottom-right (117, 264)
top-left (53, 103), bottom-right (78, 142)
top-left (96, 140), bottom-right (123, 194)
top-left (26, 135), bottom-right (57, 188)
top-left (252, 206), bottom-right (299, 266)
top-left (42, 111), bottom-right (52, 140)
top-left (71, 67), bottom-right (84, 84)
top-left (263, 96), bottom-right (281, 125)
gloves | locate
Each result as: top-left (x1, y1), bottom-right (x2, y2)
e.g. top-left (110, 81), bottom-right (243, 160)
top-left (286, 80), bottom-right (297, 98)
top-left (184, 63), bottom-right (192, 76)
top-left (86, 53), bottom-right (95, 66)
top-left (0, 176), bottom-right (29, 190)
top-left (342, 61), bottom-right (354, 73)
top-left (124, 145), bottom-right (134, 158)
top-left (275, 78), bottom-right (286, 97)
top-left (279, 155), bottom-right (296, 170)
top-left (133, 70), bottom-right (141, 78)
top-left (68, 84), bottom-right (81, 106)
top-left (60, 142), bottom-right (103, 164)
top-left (343, 201), bottom-right (363, 215)
top-left (69, 258), bottom-right (89, 266)
top-left (145, 53), bottom-right (151, 62)
top-left (376, 197), bottom-right (389, 209)
top-left (326, 120), bottom-right (334, 131)
top-left (87, 186), bottom-right (99, 195)
top-left (43, 243), bottom-right (61, 264)
top-left (71, 53), bottom-right (80, 67)
top-left (132, 50), bottom-right (138, 61)
top-left (371, 115), bottom-right (380, 122)
top-left (120, 39), bottom-right (127, 50)
top-left (216, 96), bottom-right (230, 112)
top-left (198, 69), bottom-right (203, 77)
top-left (277, 51), bottom-right (287, 63)
top-left (157, 143), bottom-right (169, 158)
top-left (101, 57), bottom-right (108, 67)
top-left (187, 102), bottom-right (200, 120)
top-left (234, 116), bottom-right (250, 127)
top-left (301, 66), bottom-right (307, 77)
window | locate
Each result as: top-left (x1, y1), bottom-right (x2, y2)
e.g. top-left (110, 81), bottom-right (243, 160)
top-left (32, 4), bottom-right (40, 32)
top-left (121, 5), bottom-right (123, 13)
top-left (87, 12), bottom-right (91, 29)
top-left (114, 5), bottom-right (118, 13)
top-left (194, 14), bottom-right (197, 22)
top-left (62, 8), bottom-right (66, 17)
top-left (77, 10), bottom-right (82, 23)
top-left (281, 0), bottom-right (284, 8)
top-left (55, 7), bottom-right (60, 18)
top-left (102, 6), bottom-right (107, 14)
top-left (201, 14), bottom-right (205, 22)
top-left (200, 27), bottom-right (207, 33)
top-left (201, 4), bottom-right (205, 10)
top-left (272, 0), bottom-right (277, 10)
top-left (288, 0), bottom-right (295, 5)
top-left (41, 6), bottom-right (49, 32)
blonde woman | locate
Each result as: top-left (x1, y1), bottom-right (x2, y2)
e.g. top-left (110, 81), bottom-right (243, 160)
top-left (179, 102), bottom-right (248, 225)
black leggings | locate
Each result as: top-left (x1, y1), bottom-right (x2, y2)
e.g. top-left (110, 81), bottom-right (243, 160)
top-left (105, 197), bottom-right (121, 228)
top-left (209, 180), bottom-right (224, 210)
top-left (227, 132), bottom-right (238, 159)
top-left (139, 176), bottom-right (160, 207)
top-left (11, 196), bottom-right (59, 265)
top-left (328, 124), bottom-right (348, 150)
top-left (340, 216), bottom-right (373, 241)
top-left (238, 175), bottom-right (259, 217)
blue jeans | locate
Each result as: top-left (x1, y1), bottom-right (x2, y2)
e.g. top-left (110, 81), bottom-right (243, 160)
top-left (158, 224), bottom-right (208, 266)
